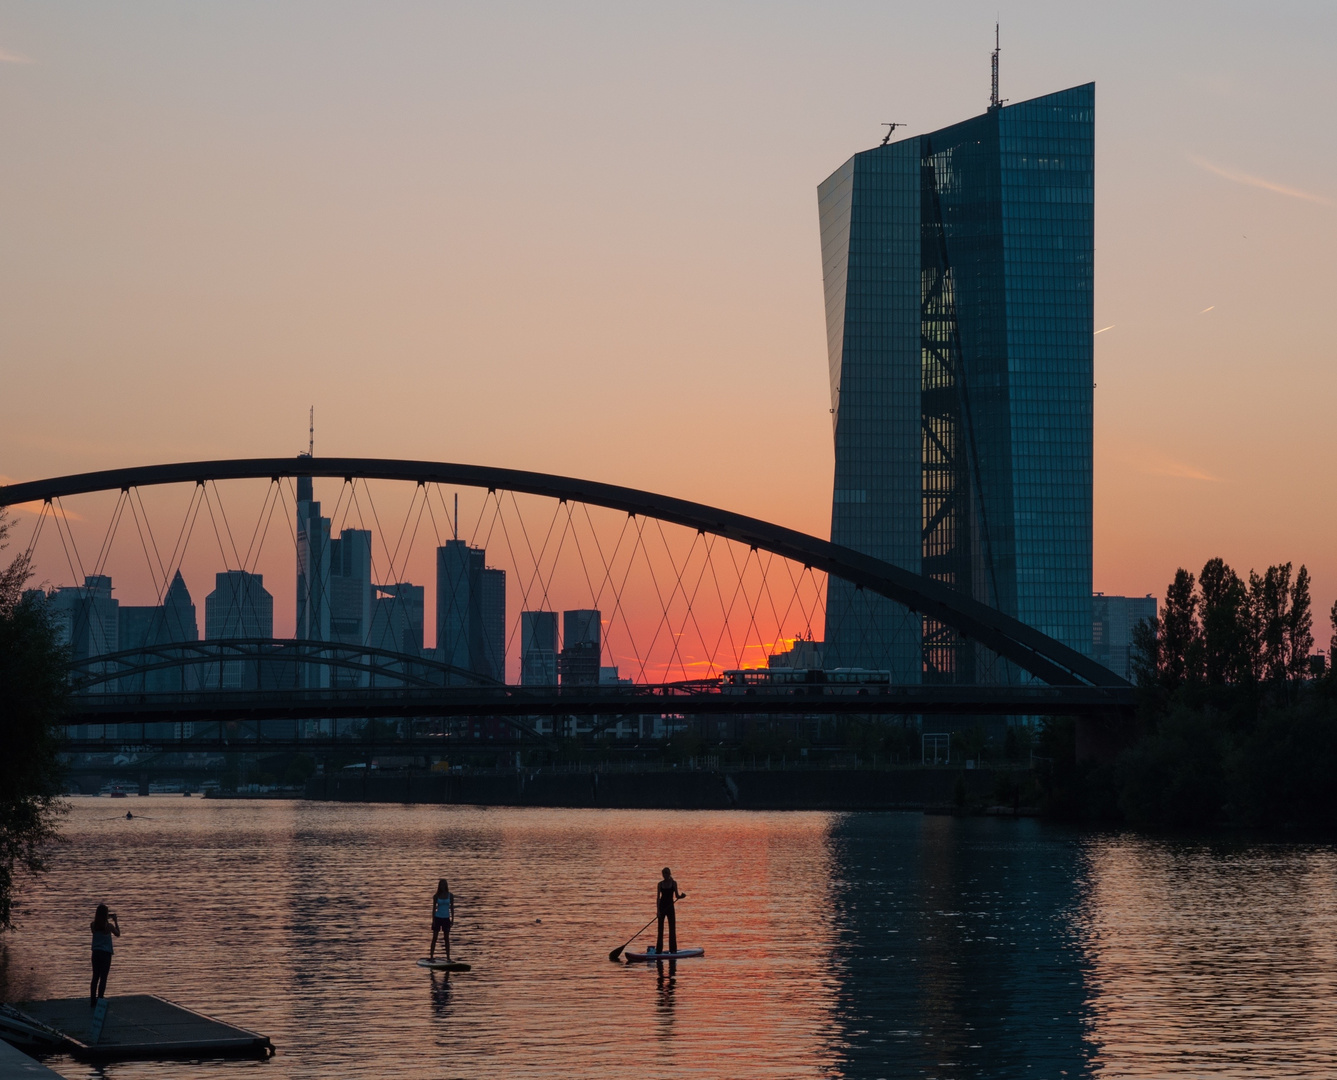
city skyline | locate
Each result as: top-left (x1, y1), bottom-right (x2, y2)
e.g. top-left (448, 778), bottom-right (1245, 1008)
top-left (2, 5), bottom-right (1334, 632)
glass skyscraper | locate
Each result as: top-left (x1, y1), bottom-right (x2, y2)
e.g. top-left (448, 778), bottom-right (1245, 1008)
top-left (820, 83), bottom-right (1094, 683)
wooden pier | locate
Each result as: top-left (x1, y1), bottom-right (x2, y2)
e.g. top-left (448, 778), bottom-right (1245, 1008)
top-left (0, 995), bottom-right (273, 1062)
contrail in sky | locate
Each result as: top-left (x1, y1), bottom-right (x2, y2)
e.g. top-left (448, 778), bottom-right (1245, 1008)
top-left (0, 47), bottom-right (33, 63)
top-left (1094, 325), bottom-right (1114, 335)
top-left (1189, 154), bottom-right (1330, 206)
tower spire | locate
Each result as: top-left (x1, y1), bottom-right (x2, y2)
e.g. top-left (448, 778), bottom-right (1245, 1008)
top-left (990, 23), bottom-right (1001, 110)
top-left (309, 406), bottom-right (314, 457)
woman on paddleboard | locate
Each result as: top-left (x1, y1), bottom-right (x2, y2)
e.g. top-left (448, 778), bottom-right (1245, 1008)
top-left (656, 868), bottom-right (685, 955)
top-left (430, 879), bottom-right (456, 960)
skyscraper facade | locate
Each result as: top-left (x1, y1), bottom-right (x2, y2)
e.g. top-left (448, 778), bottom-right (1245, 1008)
top-left (520, 610), bottom-right (558, 685)
top-left (436, 540), bottom-right (507, 683)
top-left (559, 609), bottom-right (601, 686)
top-left (819, 83), bottom-right (1094, 683)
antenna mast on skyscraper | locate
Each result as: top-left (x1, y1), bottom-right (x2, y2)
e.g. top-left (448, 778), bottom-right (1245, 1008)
top-left (309, 406), bottom-right (314, 457)
top-left (990, 23), bottom-right (1002, 110)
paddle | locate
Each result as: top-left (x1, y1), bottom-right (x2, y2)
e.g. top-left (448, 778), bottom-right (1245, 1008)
top-left (607, 896), bottom-right (687, 962)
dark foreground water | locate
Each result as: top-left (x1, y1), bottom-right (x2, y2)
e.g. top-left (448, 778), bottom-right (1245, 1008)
top-left (3, 801), bottom-right (1337, 1079)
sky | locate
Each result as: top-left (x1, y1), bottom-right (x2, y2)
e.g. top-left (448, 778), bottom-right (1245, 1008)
top-left (1, 1), bottom-right (1335, 645)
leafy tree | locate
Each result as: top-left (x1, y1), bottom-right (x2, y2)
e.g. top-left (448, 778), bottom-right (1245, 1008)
top-left (0, 509), bottom-right (68, 930)
top-left (1199, 557), bottom-right (1251, 686)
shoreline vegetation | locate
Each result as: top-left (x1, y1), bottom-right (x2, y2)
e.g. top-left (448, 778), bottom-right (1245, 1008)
top-left (1041, 557), bottom-right (1337, 830)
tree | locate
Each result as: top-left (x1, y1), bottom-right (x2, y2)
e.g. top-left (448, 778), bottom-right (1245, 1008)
top-left (0, 509), bottom-right (67, 931)
top-left (1199, 558), bottom-right (1251, 686)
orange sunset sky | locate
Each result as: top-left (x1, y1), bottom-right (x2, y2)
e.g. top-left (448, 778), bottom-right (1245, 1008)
top-left (2, 3), bottom-right (1335, 647)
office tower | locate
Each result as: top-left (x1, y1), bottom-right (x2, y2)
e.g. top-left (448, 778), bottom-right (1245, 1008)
top-left (819, 83), bottom-right (1094, 683)
top-left (204, 571), bottom-right (273, 689)
top-left (1092, 593), bottom-right (1157, 681)
top-left (521, 610), bottom-right (558, 685)
top-left (205, 571), bottom-right (274, 639)
top-left (436, 539), bottom-right (507, 683)
top-left (559, 609), bottom-right (601, 686)
top-left (371, 582), bottom-right (425, 655)
top-left (328, 529), bottom-right (373, 688)
top-left (115, 570), bottom-right (200, 691)
top-left (50, 575), bottom-right (119, 692)
top-left (295, 475), bottom-right (331, 686)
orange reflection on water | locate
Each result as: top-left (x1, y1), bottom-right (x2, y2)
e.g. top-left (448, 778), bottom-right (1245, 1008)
top-left (1079, 836), bottom-right (1337, 1076)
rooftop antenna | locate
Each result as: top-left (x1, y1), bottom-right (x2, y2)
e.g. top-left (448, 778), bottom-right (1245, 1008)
top-left (880, 122), bottom-right (905, 146)
top-left (308, 406), bottom-right (314, 457)
top-left (990, 22), bottom-right (1002, 110)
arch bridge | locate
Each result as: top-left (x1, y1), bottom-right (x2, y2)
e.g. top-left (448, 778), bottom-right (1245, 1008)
top-left (1, 457), bottom-right (1131, 752)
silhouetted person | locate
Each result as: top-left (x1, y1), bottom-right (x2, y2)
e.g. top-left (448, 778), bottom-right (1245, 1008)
top-left (655, 867), bottom-right (685, 954)
top-left (430, 878), bottom-right (456, 960)
top-left (89, 904), bottom-right (120, 1006)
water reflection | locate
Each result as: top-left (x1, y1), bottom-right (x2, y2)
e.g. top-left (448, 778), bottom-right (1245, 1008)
top-left (655, 958), bottom-right (677, 1040)
top-left (6, 803), bottom-right (1337, 1078)
top-left (825, 814), bottom-right (1093, 1078)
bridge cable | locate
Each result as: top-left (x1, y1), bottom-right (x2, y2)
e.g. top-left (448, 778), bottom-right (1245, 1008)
top-left (667, 525), bottom-right (723, 683)
top-left (573, 501), bottom-right (642, 683)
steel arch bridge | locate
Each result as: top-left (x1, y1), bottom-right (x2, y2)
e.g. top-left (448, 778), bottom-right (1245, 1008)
top-left (1, 457), bottom-right (1132, 746)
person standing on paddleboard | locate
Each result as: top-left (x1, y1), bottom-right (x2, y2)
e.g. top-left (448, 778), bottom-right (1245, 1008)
top-left (655, 868), bottom-right (685, 954)
top-left (430, 878), bottom-right (456, 961)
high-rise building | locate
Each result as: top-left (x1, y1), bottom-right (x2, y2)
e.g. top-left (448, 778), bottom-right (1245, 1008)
top-left (818, 82), bottom-right (1094, 683)
top-left (520, 610), bottom-right (558, 685)
top-left (49, 575), bottom-right (119, 692)
top-left (436, 539), bottom-right (506, 683)
top-left (329, 528), bottom-right (372, 647)
top-left (204, 570), bottom-right (273, 689)
top-left (116, 570), bottom-right (199, 691)
top-left (205, 571), bottom-right (273, 639)
top-left (295, 474), bottom-right (331, 687)
top-left (1092, 593), bottom-right (1157, 682)
top-left (559, 609), bottom-right (601, 686)
top-left (370, 582), bottom-right (425, 656)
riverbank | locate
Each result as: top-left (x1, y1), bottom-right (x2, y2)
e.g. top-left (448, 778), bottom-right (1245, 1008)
top-left (304, 766), bottom-right (1025, 811)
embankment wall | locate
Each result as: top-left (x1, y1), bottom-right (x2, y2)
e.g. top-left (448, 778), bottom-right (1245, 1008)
top-left (304, 768), bottom-right (1009, 811)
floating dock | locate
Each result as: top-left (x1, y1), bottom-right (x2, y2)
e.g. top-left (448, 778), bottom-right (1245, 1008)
top-left (0, 995), bottom-right (273, 1062)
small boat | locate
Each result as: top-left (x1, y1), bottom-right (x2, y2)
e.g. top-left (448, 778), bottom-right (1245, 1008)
top-left (624, 948), bottom-right (704, 963)
top-left (108, 788), bottom-right (127, 799)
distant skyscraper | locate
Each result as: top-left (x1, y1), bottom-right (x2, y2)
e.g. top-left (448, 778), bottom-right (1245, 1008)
top-left (204, 570), bottom-right (273, 689)
top-left (371, 582), bottom-right (425, 656)
top-left (559, 609), bottom-right (601, 686)
top-left (521, 610), bottom-right (558, 685)
top-left (49, 575), bottom-right (119, 692)
top-left (116, 570), bottom-right (199, 691)
top-left (819, 83), bottom-right (1095, 682)
top-left (1092, 593), bottom-right (1157, 681)
top-left (295, 474), bottom-right (331, 687)
top-left (326, 527), bottom-right (373, 687)
top-left (205, 571), bottom-right (273, 640)
top-left (436, 539), bottom-right (506, 683)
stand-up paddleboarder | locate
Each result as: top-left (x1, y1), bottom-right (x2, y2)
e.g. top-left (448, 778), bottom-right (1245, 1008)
top-left (89, 904), bottom-right (120, 1006)
top-left (430, 879), bottom-right (456, 960)
top-left (655, 868), bottom-right (686, 954)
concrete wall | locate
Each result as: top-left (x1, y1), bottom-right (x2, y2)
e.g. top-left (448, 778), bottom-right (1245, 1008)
top-left (306, 768), bottom-right (1007, 811)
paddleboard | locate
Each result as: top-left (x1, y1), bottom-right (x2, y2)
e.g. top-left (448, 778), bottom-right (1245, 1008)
top-left (624, 948), bottom-right (704, 963)
top-left (417, 957), bottom-right (472, 972)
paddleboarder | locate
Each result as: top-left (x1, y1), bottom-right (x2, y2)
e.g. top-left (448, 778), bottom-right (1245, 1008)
top-left (89, 904), bottom-right (120, 1006)
top-left (655, 867), bottom-right (686, 955)
top-left (430, 878), bottom-right (456, 961)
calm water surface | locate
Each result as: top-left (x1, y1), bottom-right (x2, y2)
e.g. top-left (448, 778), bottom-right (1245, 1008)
top-left (2, 800), bottom-right (1336, 1078)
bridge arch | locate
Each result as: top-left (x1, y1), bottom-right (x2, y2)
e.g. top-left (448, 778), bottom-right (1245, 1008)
top-left (0, 456), bottom-right (1124, 689)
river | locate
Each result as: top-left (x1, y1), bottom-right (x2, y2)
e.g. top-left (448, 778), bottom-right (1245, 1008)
top-left (2, 800), bottom-right (1335, 1078)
